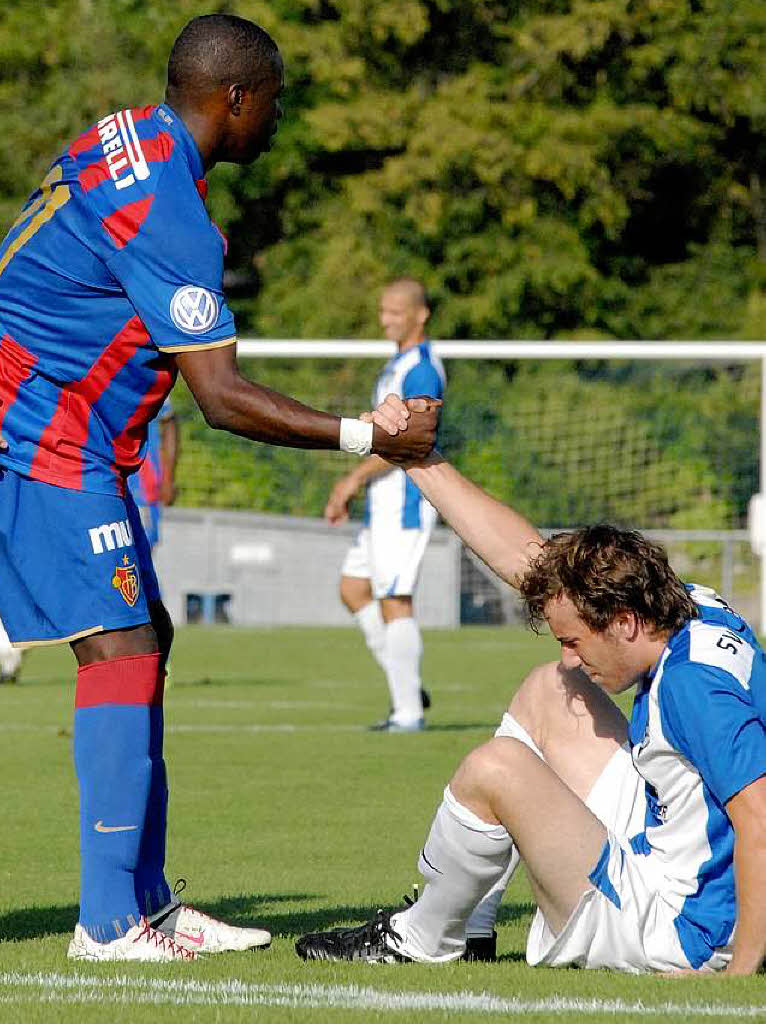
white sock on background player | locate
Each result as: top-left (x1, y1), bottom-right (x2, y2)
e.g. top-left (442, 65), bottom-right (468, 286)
top-left (354, 601), bottom-right (387, 674)
top-left (384, 616), bottom-right (423, 725)
top-left (391, 786), bottom-right (518, 961)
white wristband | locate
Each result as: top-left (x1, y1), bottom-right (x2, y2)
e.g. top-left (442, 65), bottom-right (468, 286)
top-left (339, 417), bottom-right (374, 456)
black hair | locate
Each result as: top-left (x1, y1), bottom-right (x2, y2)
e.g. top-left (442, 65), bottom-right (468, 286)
top-left (166, 14), bottom-right (280, 98)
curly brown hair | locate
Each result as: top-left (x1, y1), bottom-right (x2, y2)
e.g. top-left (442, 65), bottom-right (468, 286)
top-left (519, 524), bottom-right (697, 635)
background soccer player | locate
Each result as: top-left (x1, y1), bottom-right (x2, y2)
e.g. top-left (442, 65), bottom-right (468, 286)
top-left (127, 398), bottom-right (178, 552)
top-left (324, 278), bottom-right (446, 731)
top-left (0, 15), bottom-right (438, 962)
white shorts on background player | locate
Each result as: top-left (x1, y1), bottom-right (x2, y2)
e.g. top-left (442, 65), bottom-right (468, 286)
top-left (526, 744), bottom-right (731, 973)
top-left (341, 340), bottom-right (446, 599)
top-left (342, 498), bottom-right (437, 599)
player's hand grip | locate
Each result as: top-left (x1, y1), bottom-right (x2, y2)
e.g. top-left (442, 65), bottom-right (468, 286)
top-left (370, 395), bottom-right (441, 464)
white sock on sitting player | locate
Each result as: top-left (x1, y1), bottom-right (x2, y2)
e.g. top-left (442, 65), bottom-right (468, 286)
top-left (354, 600), bottom-right (387, 674)
top-left (383, 617), bottom-right (423, 725)
top-left (393, 712), bottom-right (543, 958)
top-left (390, 786), bottom-right (517, 962)
top-left (463, 711), bottom-right (545, 938)
top-left (464, 857), bottom-right (518, 939)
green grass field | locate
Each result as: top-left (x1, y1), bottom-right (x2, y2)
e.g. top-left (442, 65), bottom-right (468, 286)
top-left (1, 625), bottom-right (764, 1022)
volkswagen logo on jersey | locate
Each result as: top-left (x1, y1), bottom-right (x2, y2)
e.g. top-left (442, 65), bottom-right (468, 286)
top-left (170, 285), bottom-right (219, 334)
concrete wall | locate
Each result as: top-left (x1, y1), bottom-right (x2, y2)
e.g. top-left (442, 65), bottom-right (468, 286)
top-left (152, 508), bottom-right (463, 628)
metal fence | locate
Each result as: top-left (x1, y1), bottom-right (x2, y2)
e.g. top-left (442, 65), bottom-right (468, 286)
top-left (152, 510), bottom-right (758, 630)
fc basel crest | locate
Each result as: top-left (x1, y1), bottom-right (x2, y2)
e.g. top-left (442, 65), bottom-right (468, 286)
top-left (112, 555), bottom-right (140, 607)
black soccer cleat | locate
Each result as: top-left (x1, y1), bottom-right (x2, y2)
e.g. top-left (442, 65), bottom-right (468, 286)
top-left (462, 931), bottom-right (497, 962)
top-left (420, 687), bottom-right (431, 710)
top-left (295, 909), bottom-right (411, 963)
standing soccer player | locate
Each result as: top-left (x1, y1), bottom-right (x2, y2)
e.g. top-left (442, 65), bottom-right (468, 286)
top-left (324, 279), bottom-right (446, 731)
top-left (0, 15), bottom-right (438, 962)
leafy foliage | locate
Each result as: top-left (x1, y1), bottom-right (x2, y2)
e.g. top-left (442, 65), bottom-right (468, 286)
top-left (1, 0), bottom-right (764, 525)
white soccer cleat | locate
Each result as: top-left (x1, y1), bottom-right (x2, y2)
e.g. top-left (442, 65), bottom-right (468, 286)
top-left (149, 900), bottom-right (271, 954)
top-left (67, 917), bottom-right (198, 962)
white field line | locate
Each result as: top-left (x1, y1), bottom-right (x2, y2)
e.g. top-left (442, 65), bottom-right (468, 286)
top-left (0, 972), bottom-right (763, 1017)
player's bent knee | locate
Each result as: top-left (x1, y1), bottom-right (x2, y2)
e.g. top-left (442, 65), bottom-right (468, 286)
top-left (451, 737), bottom-right (525, 798)
top-left (508, 660), bottom-right (562, 713)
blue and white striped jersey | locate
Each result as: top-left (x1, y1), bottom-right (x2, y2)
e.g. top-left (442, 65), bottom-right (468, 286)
top-left (367, 341), bottom-right (446, 528)
top-left (628, 584), bottom-right (766, 967)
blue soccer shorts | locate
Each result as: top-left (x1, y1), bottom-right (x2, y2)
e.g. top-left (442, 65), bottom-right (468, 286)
top-left (0, 468), bottom-right (160, 647)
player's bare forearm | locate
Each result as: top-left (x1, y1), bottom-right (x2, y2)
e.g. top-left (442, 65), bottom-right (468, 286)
top-left (342, 455), bottom-right (391, 492)
top-left (406, 456), bottom-right (543, 588)
top-left (178, 348), bottom-right (341, 448)
top-left (724, 778), bottom-right (766, 975)
top-left (325, 456), bottom-right (392, 523)
top-left (177, 347), bottom-right (439, 458)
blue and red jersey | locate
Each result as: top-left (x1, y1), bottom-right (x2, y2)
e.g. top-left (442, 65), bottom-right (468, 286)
top-left (0, 103), bottom-right (235, 496)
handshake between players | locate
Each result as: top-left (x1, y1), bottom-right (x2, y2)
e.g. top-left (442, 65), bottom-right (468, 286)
top-left (364, 395), bottom-right (442, 465)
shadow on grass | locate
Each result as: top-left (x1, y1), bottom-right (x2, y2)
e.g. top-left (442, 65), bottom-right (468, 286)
top-left (0, 893), bottom-right (537, 948)
top-left (0, 903), bottom-right (79, 942)
top-left (203, 894), bottom-right (537, 941)
top-left (497, 901), bottom-right (535, 926)
top-left (0, 892), bottom-right (312, 942)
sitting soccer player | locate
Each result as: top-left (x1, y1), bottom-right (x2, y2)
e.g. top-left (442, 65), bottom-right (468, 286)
top-left (296, 420), bottom-right (766, 975)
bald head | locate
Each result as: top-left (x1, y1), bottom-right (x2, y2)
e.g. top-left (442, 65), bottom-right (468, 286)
top-left (166, 14), bottom-right (280, 103)
top-left (384, 277), bottom-right (429, 309)
top-left (379, 277), bottom-right (430, 350)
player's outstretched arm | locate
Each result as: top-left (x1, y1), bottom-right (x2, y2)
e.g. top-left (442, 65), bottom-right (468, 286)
top-left (407, 455), bottom-right (543, 588)
top-left (175, 345), bottom-right (438, 460)
top-left (368, 394), bottom-right (541, 587)
top-left (723, 776), bottom-right (766, 975)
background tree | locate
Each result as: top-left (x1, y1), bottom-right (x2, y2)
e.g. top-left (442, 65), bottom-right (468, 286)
top-left (1, 0), bottom-right (763, 525)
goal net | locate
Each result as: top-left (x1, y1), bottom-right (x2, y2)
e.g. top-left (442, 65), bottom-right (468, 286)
top-left (167, 340), bottom-right (764, 626)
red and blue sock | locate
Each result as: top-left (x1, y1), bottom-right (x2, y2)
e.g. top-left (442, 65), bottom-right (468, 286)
top-left (74, 653), bottom-right (171, 942)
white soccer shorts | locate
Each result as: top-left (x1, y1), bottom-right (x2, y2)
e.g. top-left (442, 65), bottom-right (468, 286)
top-left (341, 504), bottom-right (436, 599)
top-left (526, 744), bottom-right (732, 973)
